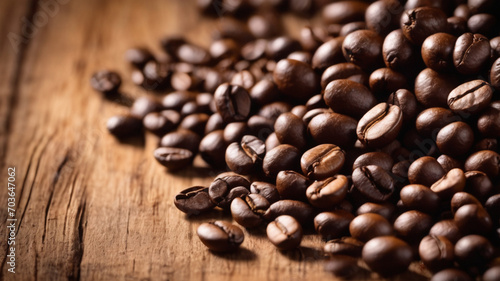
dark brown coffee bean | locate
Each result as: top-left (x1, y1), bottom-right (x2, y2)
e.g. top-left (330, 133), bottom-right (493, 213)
top-left (306, 175), bottom-right (349, 208)
top-left (485, 194), bottom-right (500, 225)
top-left (299, 25), bottom-right (328, 52)
top-left (91, 70), bottom-right (122, 94)
top-left (365, 0), bottom-right (403, 36)
top-left (394, 210), bottom-right (434, 243)
top-left (250, 181), bottom-right (280, 204)
top-left (249, 79), bottom-right (280, 106)
top-left (274, 113), bottom-right (307, 149)
top-left (208, 172), bottom-right (250, 209)
top-left (197, 221), bottom-right (244, 252)
top-left (362, 236), bottom-right (413, 276)
top-left (301, 144), bottom-right (345, 180)
top-left (430, 168), bottom-right (466, 200)
top-left (321, 62), bottom-right (367, 89)
top-left (263, 144), bottom-right (301, 178)
top-left (106, 114), bottom-right (142, 139)
top-left (266, 215), bottom-right (303, 250)
top-left (174, 186), bottom-right (215, 215)
top-left (464, 150), bottom-right (500, 179)
top-left (430, 219), bottom-right (463, 244)
top-left (231, 194), bottom-right (270, 228)
top-left (162, 91), bottom-right (197, 111)
top-left (273, 59), bottom-right (318, 101)
top-left (324, 237), bottom-right (364, 257)
top-left (419, 235), bottom-right (455, 272)
top-left (436, 122), bottom-right (474, 157)
top-left (454, 204), bottom-right (492, 235)
top-left (223, 122), bottom-right (248, 144)
top-left (437, 155), bottom-right (463, 173)
top-left (353, 152), bottom-right (393, 172)
top-left (447, 16), bottom-right (468, 37)
top-left (263, 200), bottom-right (315, 226)
top-left (356, 202), bottom-right (395, 222)
top-left (478, 101), bottom-right (500, 138)
top-left (468, 13), bottom-right (497, 38)
top-left (339, 22), bottom-right (367, 37)
top-left (322, 1), bottom-right (369, 24)
top-left (430, 269), bottom-right (473, 281)
top-left (400, 184), bottom-right (440, 214)
top-left (400, 7), bottom-right (448, 45)
top-left (308, 112), bottom-right (358, 148)
top-left (179, 113), bottom-right (210, 136)
top-left (415, 107), bottom-right (458, 138)
top-left (225, 136), bottom-right (265, 175)
top-left (357, 103), bottom-right (403, 148)
top-left (154, 147), bottom-right (193, 170)
top-left (448, 80), bottom-right (493, 115)
top-left (342, 30), bottom-right (384, 69)
top-left (257, 101), bottom-right (292, 121)
top-left (312, 37), bottom-right (345, 71)
top-left (464, 171), bottom-right (494, 202)
top-left (199, 130), bottom-right (227, 168)
top-left (264, 132), bottom-right (281, 152)
top-left (451, 192), bottom-right (482, 214)
top-left (214, 83), bottom-right (251, 123)
top-left (130, 96), bottom-right (162, 119)
top-left (314, 210), bottom-right (354, 240)
top-left (415, 68), bottom-right (460, 108)
top-left (368, 68), bottom-right (408, 96)
top-left (483, 266), bottom-right (500, 281)
top-left (176, 43), bottom-right (211, 65)
top-left (421, 33), bottom-right (457, 72)
top-left (382, 29), bottom-right (418, 71)
top-left (387, 89), bottom-right (418, 124)
top-left (323, 255), bottom-right (362, 278)
top-left (143, 111), bottom-right (176, 136)
top-left (160, 129), bottom-right (201, 154)
top-left (455, 234), bottom-right (495, 268)
top-left (124, 47), bottom-right (153, 68)
top-left (276, 171), bottom-right (308, 201)
top-left (352, 165), bottom-right (395, 203)
top-left (324, 79), bottom-right (377, 119)
top-left (453, 33), bottom-right (491, 75)
top-left (350, 213), bottom-right (393, 242)
top-left (408, 156), bottom-right (446, 187)
top-left (491, 58), bottom-right (500, 90)
top-left (266, 36), bottom-right (301, 61)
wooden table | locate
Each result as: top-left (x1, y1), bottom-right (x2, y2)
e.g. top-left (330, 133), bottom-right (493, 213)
top-left (0, 1), bottom-right (431, 280)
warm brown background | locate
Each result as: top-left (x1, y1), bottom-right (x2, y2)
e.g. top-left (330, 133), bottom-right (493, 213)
top-left (0, 1), bottom-right (431, 280)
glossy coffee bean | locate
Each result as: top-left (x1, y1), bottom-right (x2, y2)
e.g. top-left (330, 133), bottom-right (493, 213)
top-left (130, 96), bottom-right (162, 119)
top-left (415, 107), bottom-right (458, 138)
top-left (301, 144), bottom-right (345, 180)
top-left (199, 130), bottom-right (228, 168)
top-left (455, 234), bottom-right (495, 268)
top-left (362, 236), bottom-right (413, 276)
top-left (447, 16), bottom-right (468, 37)
top-left (231, 194), bottom-right (270, 228)
top-left (324, 237), bottom-right (364, 257)
top-left (160, 129), bottom-right (201, 154)
top-left (179, 113), bottom-right (209, 136)
top-left (464, 150), bottom-right (500, 179)
top-left (143, 111), bottom-right (178, 136)
top-left (273, 59), bottom-right (318, 101)
top-left (197, 221), bottom-right (244, 252)
top-left (437, 155), bottom-right (463, 172)
top-left (208, 172), bottom-right (250, 209)
top-left (174, 186), bottom-right (215, 215)
top-left (263, 144), bottom-right (301, 179)
top-left (214, 83), bottom-right (251, 123)
top-left (357, 103), bottom-right (403, 148)
top-left (106, 114), bottom-right (142, 139)
top-left (365, 0), bottom-right (403, 36)
top-left (430, 269), bottom-right (472, 281)
top-left (342, 30), bottom-right (383, 69)
top-left (274, 113), bottom-right (307, 149)
top-left (223, 122), bottom-right (248, 144)
top-left (320, 62), bottom-right (367, 89)
top-left (352, 165), bottom-right (395, 203)
top-left (266, 36), bottom-right (301, 61)
top-left (394, 210), bottom-right (434, 243)
top-left (306, 175), bottom-right (349, 208)
top-left (454, 204), bottom-right (492, 235)
top-left (421, 33), bottom-right (456, 72)
top-left (368, 68), bottom-right (408, 96)
top-left (353, 152), bottom-right (393, 172)
top-left (312, 37), bottom-right (345, 71)
top-left (400, 184), bottom-right (440, 214)
top-left (263, 200), bottom-right (314, 226)
top-left (162, 91), bottom-right (197, 111)
top-left (266, 215), bottom-right (303, 250)
top-left (90, 70), bottom-right (122, 94)
top-left (453, 33), bottom-right (490, 75)
top-left (478, 101), bottom-right (500, 138)
top-left (176, 43), bottom-right (211, 65)
top-left (225, 136), bottom-right (265, 175)
top-left (484, 266), bottom-right (500, 281)
top-left (314, 210), bottom-right (354, 240)
top-left (382, 29), bottom-right (417, 71)
top-left (419, 235), bottom-right (454, 272)
top-left (276, 170), bottom-right (308, 201)
top-left (250, 181), bottom-right (280, 204)
top-left (491, 58), bottom-right (500, 90)
top-left (467, 13), bottom-right (497, 38)
top-left (308, 112), bottom-right (358, 148)
top-left (429, 168), bottom-right (466, 200)
top-left (408, 156), bottom-right (446, 187)
top-left (400, 7), bottom-right (448, 45)
top-left (485, 194), bottom-right (500, 225)
top-left (322, 1), bottom-right (369, 24)
top-left (323, 79), bottom-right (377, 119)
top-left (448, 80), bottom-right (493, 115)
top-left (450, 192), bottom-right (481, 214)
top-left (464, 171), bottom-right (494, 202)
top-left (387, 89), bottom-right (418, 124)
top-left (350, 213), bottom-right (393, 242)
top-left (154, 147), bottom-right (193, 170)
top-left (436, 122), bottom-right (474, 157)
top-left (415, 68), bottom-right (460, 108)
top-left (356, 202), bottom-right (395, 222)
top-left (429, 219), bottom-right (463, 244)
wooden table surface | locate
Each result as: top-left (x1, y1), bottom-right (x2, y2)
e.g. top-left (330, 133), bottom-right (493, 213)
top-left (0, 1), bottom-right (432, 280)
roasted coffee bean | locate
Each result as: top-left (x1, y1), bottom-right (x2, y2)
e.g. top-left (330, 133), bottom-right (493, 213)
top-left (400, 184), bottom-right (440, 214)
top-left (400, 7), bottom-right (448, 45)
top-left (258, 101), bottom-right (292, 121)
top-left (453, 33), bottom-right (490, 75)
top-left (368, 68), bottom-right (407, 96)
top-left (308, 112), bottom-right (358, 148)
top-left (464, 150), bottom-right (500, 179)
top-left (356, 202), bottom-right (395, 221)
top-left (125, 47), bottom-right (153, 68)
top-left (382, 29), bottom-right (418, 71)
top-left (208, 172), bottom-right (250, 209)
top-left (454, 204), bottom-right (492, 235)
top-left (419, 235), bottom-right (454, 272)
top-left (214, 83), bottom-right (251, 123)
top-left (324, 79), bottom-right (377, 119)
top-left (248, 13), bottom-right (282, 39)
top-left (450, 192), bottom-right (481, 214)
top-left (266, 215), bottom-right (303, 250)
top-left (231, 194), bottom-right (270, 228)
top-left (264, 132), bottom-right (281, 152)
top-left (266, 36), bottom-right (301, 61)
top-left (430, 168), bottom-right (466, 199)
top-left (491, 58), bottom-right (500, 90)
top-left (349, 213), bottom-right (393, 242)
top-left (436, 122), bottom-right (474, 157)
top-left (474, 138), bottom-right (498, 152)
top-left (320, 62), bottom-right (367, 89)
top-left (342, 30), bottom-right (384, 69)
top-left (299, 25), bottom-right (328, 52)
top-left (263, 144), bottom-right (301, 178)
top-left (276, 171), bottom-right (308, 201)
top-left (162, 91), bottom-right (197, 111)
top-left (314, 210), bottom-right (354, 240)
top-left (387, 89), bottom-right (418, 124)
top-left (91, 70), bottom-right (122, 94)
top-left (353, 152), bottom-right (393, 172)
top-left (415, 107), bottom-right (458, 138)
top-left (290, 105), bottom-right (307, 119)
top-left (225, 135), bottom-right (265, 175)
top-left (362, 236), bottom-right (413, 276)
top-left (154, 147), bottom-right (194, 170)
top-left (223, 122), bottom-right (248, 144)
top-left (301, 144), bottom-right (345, 180)
top-left (455, 234), bottom-right (495, 268)
top-left (352, 165), bottom-right (395, 203)
top-left (448, 80), bottom-right (493, 115)
top-left (324, 237), bottom-right (364, 257)
top-left (339, 21), bottom-right (366, 37)
top-left (483, 266), bottom-right (500, 281)
top-left (464, 171), bottom-right (494, 201)
top-left (249, 79), bottom-right (280, 106)
top-left (408, 156), bottom-right (446, 187)
top-left (143, 111), bottom-right (177, 136)
top-left (273, 59), bottom-right (318, 101)
top-left (263, 200), bottom-right (315, 226)
top-left (179, 113), bottom-right (210, 136)
top-left (199, 130), bottom-right (228, 168)
top-left (274, 113), bottom-right (307, 149)
top-left (106, 114), bottom-right (142, 139)
top-left (322, 1), bottom-right (369, 24)
top-left (176, 43), bottom-right (211, 65)
top-left (421, 33), bottom-right (457, 72)
top-left (478, 101), bottom-right (500, 138)
top-left (468, 13), bottom-right (497, 39)
top-left (415, 68), bottom-right (460, 108)
top-left (485, 194), bottom-right (500, 225)
top-left (323, 255), bottom-right (362, 278)
top-left (174, 186), bottom-right (215, 215)
top-left (430, 269), bottom-right (473, 281)
top-left (130, 96), bottom-right (162, 119)
top-left (160, 129), bottom-right (201, 153)
top-left (394, 210), bottom-right (434, 243)
top-left (357, 103), bottom-right (403, 148)
top-left (437, 155), bottom-right (463, 172)
top-left (447, 16), bottom-right (468, 37)
top-left (197, 221), bottom-right (244, 252)
top-left (429, 219), bottom-right (463, 244)
top-left (250, 181), bottom-right (280, 204)
top-left (392, 160), bottom-right (411, 184)
top-left (287, 51), bottom-right (311, 64)
top-left (306, 175), bottom-right (349, 208)
top-left (365, 0), bottom-right (403, 36)
top-left (311, 37), bottom-right (345, 71)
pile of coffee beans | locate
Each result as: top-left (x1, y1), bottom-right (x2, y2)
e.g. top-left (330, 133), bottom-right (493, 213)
top-left (91, 0), bottom-right (500, 279)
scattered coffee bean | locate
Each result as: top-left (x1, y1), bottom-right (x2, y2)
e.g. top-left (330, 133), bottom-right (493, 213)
top-left (266, 215), bottom-right (303, 250)
top-left (362, 236), bottom-right (413, 276)
top-left (197, 221), bottom-right (244, 252)
top-left (174, 186), bottom-right (215, 215)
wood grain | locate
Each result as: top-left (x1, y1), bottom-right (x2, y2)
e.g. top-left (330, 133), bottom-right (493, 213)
top-left (0, 1), bottom-right (431, 280)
